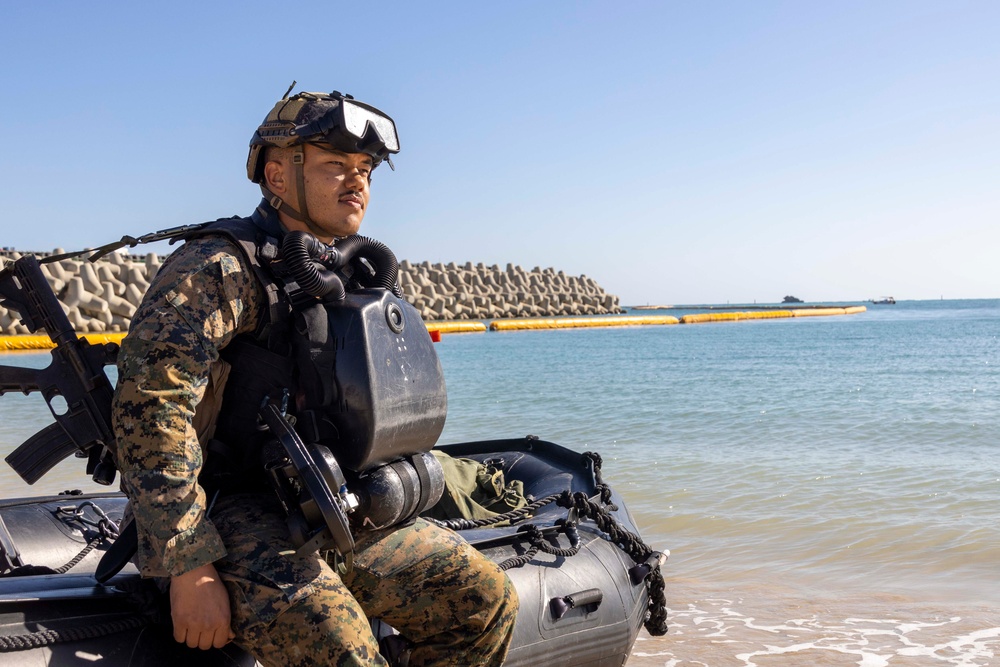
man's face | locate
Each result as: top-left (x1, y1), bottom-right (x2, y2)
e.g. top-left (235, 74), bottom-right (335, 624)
top-left (269, 144), bottom-right (373, 242)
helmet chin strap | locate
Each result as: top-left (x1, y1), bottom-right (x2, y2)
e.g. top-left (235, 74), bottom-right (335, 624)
top-left (261, 145), bottom-right (319, 232)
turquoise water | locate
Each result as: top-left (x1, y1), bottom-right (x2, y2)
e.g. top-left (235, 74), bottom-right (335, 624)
top-left (2, 299), bottom-right (998, 665)
top-left (436, 300), bottom-right (1000, 601)
top-left (434, 299), bottom-right (1000, 665)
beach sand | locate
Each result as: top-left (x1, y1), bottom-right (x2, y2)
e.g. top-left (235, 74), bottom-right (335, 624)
top-left (626, 579), bottom-right (999, 666)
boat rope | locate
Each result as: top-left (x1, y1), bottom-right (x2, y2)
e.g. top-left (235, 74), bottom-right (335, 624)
top-left (562, 453), bottom-right (668, 636)
top-left (52, 501), bottom-right (121, 574)
top-left (1, 501), bottom-right (120, 578)
top-left (0, 500), bottom-right (161, 652)
top-left (496, 520), bottom-right (581, 570)
top-left (0, 616), bottom-right (149, 652)
top-left (429, 493), bottom-right (564, 531)
top-left (429, 450), bottom-right (669, 636)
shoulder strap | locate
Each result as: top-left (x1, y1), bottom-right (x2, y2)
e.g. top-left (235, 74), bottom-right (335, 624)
top-left (40, 222), bottom-right (217, 265)
top-left (185, 217), bottom-right (292, 350)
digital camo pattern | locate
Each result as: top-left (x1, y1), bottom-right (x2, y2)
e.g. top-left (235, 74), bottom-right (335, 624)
top-left (210, 493), bottom-right (384, 666)
top-left (345, 517), bottom-right (518, 667)
top-left (111, 228), bottom-right (518, 664)
top-left (111, 234), bottom-right (264, 577)
top-left (214, 494), bottom-right (516, 667)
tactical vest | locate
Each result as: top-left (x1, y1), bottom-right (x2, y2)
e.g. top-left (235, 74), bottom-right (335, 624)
top-left (186, 212), bottom-right (448, 496)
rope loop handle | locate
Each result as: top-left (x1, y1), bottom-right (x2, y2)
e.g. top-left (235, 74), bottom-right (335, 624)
top-left (429, 450), bottom-right (670, 635)
top-left (49, 501), bottom-right (122, 574)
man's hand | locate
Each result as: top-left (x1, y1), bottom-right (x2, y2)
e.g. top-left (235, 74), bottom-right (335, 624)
top-left (170, 562), bottom-right (236, 650)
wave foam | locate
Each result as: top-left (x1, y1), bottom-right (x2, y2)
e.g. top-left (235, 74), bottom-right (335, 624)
top-left (629, 591), bottom-right (999, 666)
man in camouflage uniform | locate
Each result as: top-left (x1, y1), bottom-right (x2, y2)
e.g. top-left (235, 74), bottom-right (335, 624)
top-left (111, 89), bottom-right (518, 666)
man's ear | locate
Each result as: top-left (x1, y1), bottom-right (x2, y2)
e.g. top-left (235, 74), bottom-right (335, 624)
top-left (263, 160), bottom-right (288, 195)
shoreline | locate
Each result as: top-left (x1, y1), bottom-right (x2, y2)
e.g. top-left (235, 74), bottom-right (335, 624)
top-left (627, 577), bottom-right (1000, 666)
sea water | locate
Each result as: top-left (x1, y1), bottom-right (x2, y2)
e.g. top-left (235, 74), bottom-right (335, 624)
top-left (1, 299), bottom-right (998, 666)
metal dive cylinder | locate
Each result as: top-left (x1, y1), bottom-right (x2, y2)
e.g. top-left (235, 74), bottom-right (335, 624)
top-left (350, 453), bottom-right (445, 530)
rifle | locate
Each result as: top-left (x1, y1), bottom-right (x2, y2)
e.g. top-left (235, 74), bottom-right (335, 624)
top-left (0, 254), bottom-right (119, 485)
top-left (0, 224), bottom-right (212, 486)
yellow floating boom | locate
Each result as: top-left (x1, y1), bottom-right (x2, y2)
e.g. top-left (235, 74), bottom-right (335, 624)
top-left (425, 321), bottom-right (488, 334)
top-left (0, 325), bottom-right (482, 351)
top-left (681, 310), bottom-right (795, 323)
top-left (681, 307), bottom-right (865, 323)
top-left (0, 332), bottom-right (127, 351)
top-left (792, 307), bottom-right (859, 317)
top-left (490, 315), bottom-right (679, 331)
top-left (0, 307), bottom-right (869, 351)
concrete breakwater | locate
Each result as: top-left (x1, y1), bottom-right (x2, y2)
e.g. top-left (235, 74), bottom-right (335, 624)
top-left (397, 259), bottom-right (621, 321)
top-left (0, 249), bottom-right (622, 335)
top-left (0, 250), bottom-right (160, 335)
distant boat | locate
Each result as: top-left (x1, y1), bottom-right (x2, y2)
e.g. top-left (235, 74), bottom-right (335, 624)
top-left (870, 296), bottom-right (896, 305)
top-left (782, 295), bottom-right (804, 303)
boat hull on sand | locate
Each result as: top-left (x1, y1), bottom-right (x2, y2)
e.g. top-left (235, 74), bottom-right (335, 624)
top-left (0, 438), bottom-right (666, 666)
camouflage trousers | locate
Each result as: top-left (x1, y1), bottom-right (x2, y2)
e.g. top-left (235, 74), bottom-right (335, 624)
top-left (206, 493), bottom-right (517, 667)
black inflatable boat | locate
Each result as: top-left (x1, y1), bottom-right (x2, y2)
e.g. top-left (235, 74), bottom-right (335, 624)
top-left (0, 239), bottom-right (667, 665)
top-left (0, 437), bottom-right (666, 666)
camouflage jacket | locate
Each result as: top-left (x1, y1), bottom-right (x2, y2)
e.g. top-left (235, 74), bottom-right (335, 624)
top-left (111, 214), bottom-right (268, 578)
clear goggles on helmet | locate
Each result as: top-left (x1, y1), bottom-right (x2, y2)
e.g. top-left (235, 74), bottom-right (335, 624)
top-left (290, 97), bottom-right (400, 157)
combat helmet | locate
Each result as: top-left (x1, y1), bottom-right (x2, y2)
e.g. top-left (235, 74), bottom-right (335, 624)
top-left (248, 86), bottom-right (400, 225)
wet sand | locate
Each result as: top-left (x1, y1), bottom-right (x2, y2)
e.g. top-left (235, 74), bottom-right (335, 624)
top-left (627, 579), bottom-right (999, 666)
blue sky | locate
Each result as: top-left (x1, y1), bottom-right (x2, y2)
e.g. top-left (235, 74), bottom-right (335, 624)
top-left (2, 1), bottom-right (997, 305)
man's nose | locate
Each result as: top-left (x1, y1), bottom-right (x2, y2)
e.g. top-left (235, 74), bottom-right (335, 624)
top-left (346, 167), bottom-right (368, 187)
